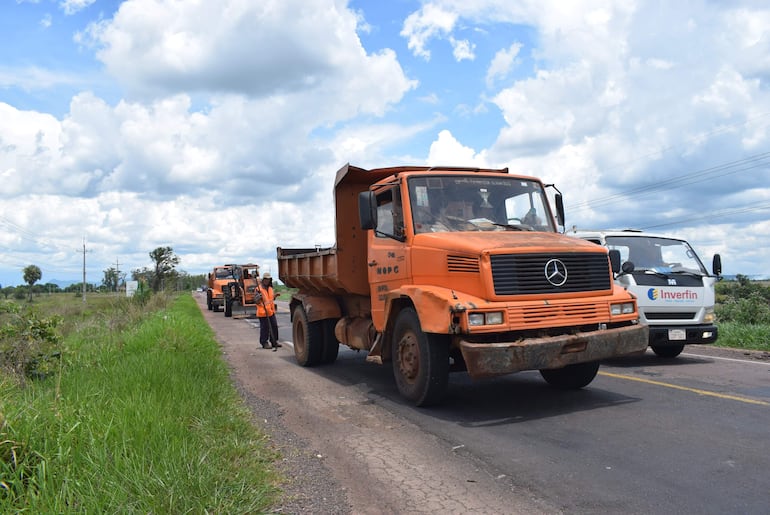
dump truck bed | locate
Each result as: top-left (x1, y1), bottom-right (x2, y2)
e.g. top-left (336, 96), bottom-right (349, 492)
top-left (277, 246), bottom-right (349, 296)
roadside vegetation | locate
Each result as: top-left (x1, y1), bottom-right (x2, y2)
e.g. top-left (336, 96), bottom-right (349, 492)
top-left (1, 274), bottom-right (766, 510)
top-left (715, 275), bottom-right (770, 351)
top-left (1, 293), bottom-right (280, 513)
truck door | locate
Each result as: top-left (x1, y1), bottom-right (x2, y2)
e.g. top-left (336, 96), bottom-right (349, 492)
top-left (368, 185), bottom-right (408, 330)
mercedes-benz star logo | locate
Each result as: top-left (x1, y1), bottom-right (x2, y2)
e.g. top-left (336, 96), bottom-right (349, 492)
top-left (544, 259), bottom-right (568, 287)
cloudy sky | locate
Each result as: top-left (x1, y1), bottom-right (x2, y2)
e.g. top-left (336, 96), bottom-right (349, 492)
top-left (1, 0), bottom-right (769, 287)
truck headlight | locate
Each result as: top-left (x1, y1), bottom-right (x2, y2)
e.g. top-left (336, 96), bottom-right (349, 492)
top-left (611, 302), bottom-right (635, 316)
top-left (704, 308), bottom-right (715, 324)
top-left (468, 312), bottom-right (504, 326)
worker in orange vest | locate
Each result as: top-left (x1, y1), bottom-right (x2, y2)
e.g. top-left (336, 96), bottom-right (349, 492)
top-left (256, 272), bottom-right (281, 350)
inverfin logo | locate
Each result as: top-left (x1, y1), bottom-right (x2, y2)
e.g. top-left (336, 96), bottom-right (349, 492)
top-left (647, 288), bottom-right (699, 302)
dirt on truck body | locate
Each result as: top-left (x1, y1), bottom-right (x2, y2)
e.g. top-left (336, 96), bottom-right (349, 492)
top-left (278, 164), bottom-right (648, 406)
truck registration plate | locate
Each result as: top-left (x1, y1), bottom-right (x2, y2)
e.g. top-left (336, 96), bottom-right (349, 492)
top-left (668, 329), bottom-right (686, 341)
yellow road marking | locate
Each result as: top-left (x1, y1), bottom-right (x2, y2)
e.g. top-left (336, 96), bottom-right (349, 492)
top-left (599, 371), bottom-right (769, 406)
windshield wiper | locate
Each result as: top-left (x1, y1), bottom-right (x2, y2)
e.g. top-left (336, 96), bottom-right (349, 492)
top-left (669, 270), bottom-right (704, 278)
top-left (491, 223), bottom-right (532, 231)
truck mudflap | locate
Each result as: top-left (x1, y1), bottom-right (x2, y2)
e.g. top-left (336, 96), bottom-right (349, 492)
top-left (459, 324), bottom-right (649, 379)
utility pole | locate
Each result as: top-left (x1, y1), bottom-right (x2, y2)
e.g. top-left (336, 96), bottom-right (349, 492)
top-left (77, 239), bottom-right (92, 303)
top-left (114, 258), bottom-right (121, 296)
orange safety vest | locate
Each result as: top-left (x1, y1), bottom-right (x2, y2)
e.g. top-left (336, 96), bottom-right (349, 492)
top-left (256, 284), bottom-right (276, 317)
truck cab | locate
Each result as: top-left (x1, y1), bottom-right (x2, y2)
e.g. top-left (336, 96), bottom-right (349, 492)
top-left (570, 229), bottom-right (721, 357)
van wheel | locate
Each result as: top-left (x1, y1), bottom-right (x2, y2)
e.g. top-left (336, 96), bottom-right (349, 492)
top-left (540, 361), bottom-right (600, 389)
top-left (391, 308), bottom-right (449, 406)
top-left (292, 305), bottom-right (323, 366)
top-left (652, 344), bottom-right (684, 358)
top-left (320, 319), bottom-right (340, 364)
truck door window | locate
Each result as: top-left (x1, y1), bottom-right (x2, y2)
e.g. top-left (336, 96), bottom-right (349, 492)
top-left (375, 188), bottom-right (404, 240)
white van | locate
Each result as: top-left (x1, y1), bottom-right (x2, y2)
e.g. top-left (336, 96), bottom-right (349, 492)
top-left (570, 229), bottom-right (722, 358)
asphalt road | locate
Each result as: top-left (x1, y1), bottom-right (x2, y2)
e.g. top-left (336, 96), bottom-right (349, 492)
top-left (200, 294), bottom-right (770, 514)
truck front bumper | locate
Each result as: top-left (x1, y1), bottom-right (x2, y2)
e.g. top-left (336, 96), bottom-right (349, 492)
top-left (648, 325), bottom-right (717, 346)
top-left (458, 324), bottom-right (649, 379)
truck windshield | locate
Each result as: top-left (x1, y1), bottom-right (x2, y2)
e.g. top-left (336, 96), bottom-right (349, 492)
top-left (606, 236), bottom-right (708, 275)
top-left (408, 175), bottom-right (555, 234)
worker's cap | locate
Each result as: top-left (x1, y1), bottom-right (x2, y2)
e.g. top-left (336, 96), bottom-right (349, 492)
top-left (262, 272), bottom-right (272, 279)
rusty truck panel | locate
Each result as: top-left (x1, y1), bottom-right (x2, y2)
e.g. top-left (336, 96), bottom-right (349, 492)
top-left (459, 324), bottom-right (649, 379)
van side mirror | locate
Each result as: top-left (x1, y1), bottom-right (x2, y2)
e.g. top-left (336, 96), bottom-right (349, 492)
top-left (712, 254), bottom-right (722, 277)
top-left (609, 249), bottom-right (621, 273)
top-left (358, 191), bottom-right (377, 230)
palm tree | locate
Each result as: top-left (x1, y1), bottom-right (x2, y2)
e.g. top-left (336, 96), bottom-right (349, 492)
top-left (23, 264), bottom-right (42, 302)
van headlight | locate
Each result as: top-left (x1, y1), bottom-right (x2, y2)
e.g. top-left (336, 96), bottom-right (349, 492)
top-left (469, 311), bottom-right (504, 326)
top-left (611, 302), bottom-right (635, 316)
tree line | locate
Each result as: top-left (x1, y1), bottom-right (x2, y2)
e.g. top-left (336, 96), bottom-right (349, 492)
top-left (3, 247), bottom-right (207, 301)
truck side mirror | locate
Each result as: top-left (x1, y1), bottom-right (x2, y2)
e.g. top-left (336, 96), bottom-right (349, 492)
top-left (609, 249), bottom-right (621, 273)
top-left (358, 191), bottom-right (377, 230)
top-left (621, 261), bottom-right (635, 274)
top-left (554, 194), bottom-right (565, 228)
top-left (712, 254), bottom-right (722, 277)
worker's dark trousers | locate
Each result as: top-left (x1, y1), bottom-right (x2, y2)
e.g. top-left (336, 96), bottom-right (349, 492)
top-left (259, 315), bottom-right (279, 347)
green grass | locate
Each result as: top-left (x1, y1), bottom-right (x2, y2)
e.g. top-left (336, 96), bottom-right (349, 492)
top-left (1, 294), bottom-right (280, 513)
top-left (715, 321), bottom-right (770, 352)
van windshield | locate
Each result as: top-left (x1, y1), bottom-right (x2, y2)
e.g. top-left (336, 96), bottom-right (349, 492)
top-left (408, 175), bottom-right (555, 234)
top-left (606, 236), bottom-right (707, 275)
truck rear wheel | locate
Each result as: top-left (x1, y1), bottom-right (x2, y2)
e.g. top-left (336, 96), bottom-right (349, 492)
top-left (292, 305), bottom-right (323, 366)
top-left (539, 361), bottom-right (600, 389)
top-left (320, 319), bottom-right (340, 364)
top-left (391, 308), bottom-right (449, 407)
top-left (651, 344), bottom-right (684, 358)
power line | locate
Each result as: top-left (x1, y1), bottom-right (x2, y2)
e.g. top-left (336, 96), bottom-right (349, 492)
top-left (571, 151), bottom-right (770, 212)
top-left (640, 200), bottom-right (770, 230)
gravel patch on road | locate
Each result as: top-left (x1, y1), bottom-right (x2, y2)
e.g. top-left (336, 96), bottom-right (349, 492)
top-left (229, 378), bottom-right (352, 515)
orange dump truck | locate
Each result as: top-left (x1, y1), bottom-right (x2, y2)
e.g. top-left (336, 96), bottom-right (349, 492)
top-left (278, 164), bottom-right (648, 406)
top-left (206, 264), bottom-right (236, 312)
top-left (223, 263), bottom-right (260, 317)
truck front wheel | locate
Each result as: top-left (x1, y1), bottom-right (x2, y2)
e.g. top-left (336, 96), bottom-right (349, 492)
top-left (292, 305), bottom-right (323, 366)
top-left (206, 292), bottom-right (213, 311)
top-left (651, 344), bottom-right (684, 358)
top-left (540, 361), bottom-right (600, 389)
top-left (224, 292), bottom-right (233, 317)
top-left (391, 308), bottom-right (449, 407)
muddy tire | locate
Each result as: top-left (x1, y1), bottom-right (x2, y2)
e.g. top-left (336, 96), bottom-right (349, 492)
top-left (292, 305), bottom-right (323, 367)
top-left (391, 308), bottom-right (449, 407)
top-left (206, 292), bottom-right (213, 311)
top-left (319, 319), bottom-right (340, 365)
top-left (224, 291), bottom-right (233, 317)
top-left (540, 361), bottom-right (600, 389)
top-left (652, 344), bottom-right (685, 358)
